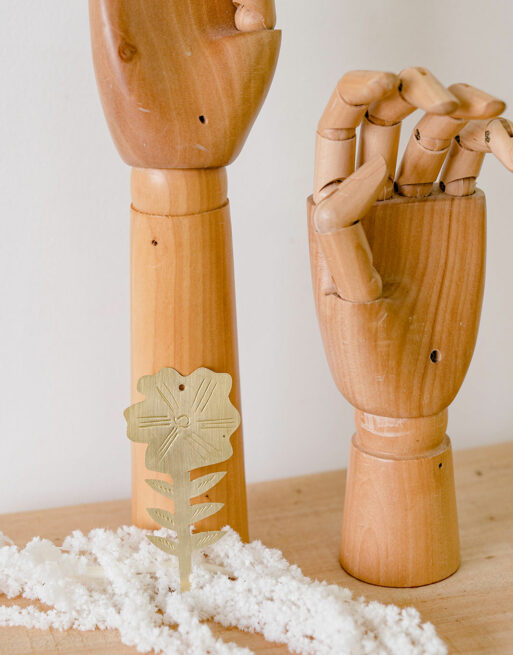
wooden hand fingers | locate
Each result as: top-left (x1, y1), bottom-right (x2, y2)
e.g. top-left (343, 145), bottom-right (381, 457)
top-left (312, 67), bottom-right (455, 303)
top-left (313, 156), bottom-right (388, 302)
top-left (311, 69), bottom-right (511, 304)
top-left (233, 0), bottom-right (276, 31)
top-left (489, 118), bottom-right (513, 170)
top-left (314, 71), bottom-right (398, 203)
top-left (396, 84), bottom-right (505, 197)
top-left (440, 117), bottom-right (513, 196)
top-left (359, 67), bottom-right (458, 200)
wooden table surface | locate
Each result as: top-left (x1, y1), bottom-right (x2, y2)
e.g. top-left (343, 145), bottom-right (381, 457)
top-left (1, 441), bottom-right (512, 655)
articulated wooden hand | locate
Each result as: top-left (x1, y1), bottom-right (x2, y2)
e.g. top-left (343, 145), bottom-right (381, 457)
top-left (89, 1), bottom-right (280, 538)
top-left (308, 68), bottom-right (513, 587)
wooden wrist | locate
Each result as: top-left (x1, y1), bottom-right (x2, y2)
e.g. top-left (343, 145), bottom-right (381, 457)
top-left (354, 409), bottom-right (448, 457)
top-left (131, 168), bottom-right (228, 216)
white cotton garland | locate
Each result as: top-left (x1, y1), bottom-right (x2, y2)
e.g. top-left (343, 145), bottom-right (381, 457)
top-left (0, 526), bottom-right (447, 655)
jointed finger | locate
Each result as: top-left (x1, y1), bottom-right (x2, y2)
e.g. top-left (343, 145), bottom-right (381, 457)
top-left (396, 83), bottom-right (505, 198)
top-left (441, 118), bottom-right (513, 196)
top-left (359, 67), bottom-right (458, 200)
top-left (369, 67), bottom-right (458, 123)
top-left (313, 156), bottom-right (388, 302)
top-left (488, 118), bottom-right (513, 170)
top-left (314, 70), bottom-right (397, 203)
top-left (450, 83), bottom-right (505, 120)
top-left (233, 0), bottom-right (276, 31)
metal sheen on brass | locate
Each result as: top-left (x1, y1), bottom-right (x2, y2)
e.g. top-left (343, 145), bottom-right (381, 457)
top-left (124, 367), bottom-right (240, 592)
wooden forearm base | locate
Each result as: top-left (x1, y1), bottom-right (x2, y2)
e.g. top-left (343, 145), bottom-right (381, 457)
top-left (130, 167), bottom-right (248, 540)
top-left (340, 410), bottom-right (460, 587)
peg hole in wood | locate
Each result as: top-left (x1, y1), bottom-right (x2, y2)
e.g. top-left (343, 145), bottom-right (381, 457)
top-left (438, 462), bottom-right (443, 469)
top-left (178, 384), bottom-right (185, 391)
top-left (430, 349), bottom-right (442, 363)
top-left (151, 239), bottom-right (158, 246)
top-left (199, 115), bottom-right (207, 124)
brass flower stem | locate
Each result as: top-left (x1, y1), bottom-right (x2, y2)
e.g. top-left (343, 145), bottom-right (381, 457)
top-left (172, 467), bottom-right (192, 593)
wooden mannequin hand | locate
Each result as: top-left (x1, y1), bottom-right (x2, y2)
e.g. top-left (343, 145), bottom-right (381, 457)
top-left (89, 0), bottom-right (280, 168)
top-left (308, 68), bottom-right (513, 587)
top-left (89, 1), bottom-right (280, 537)
top-left (308, 69), bottom-right (513, 418)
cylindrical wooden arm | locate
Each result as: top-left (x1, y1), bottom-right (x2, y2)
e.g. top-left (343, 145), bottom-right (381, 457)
top-left (130, 168), bottom-right (248, 540)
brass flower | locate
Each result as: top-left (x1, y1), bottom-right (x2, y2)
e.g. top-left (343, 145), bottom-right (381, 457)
top-left (124, 367), bottom-right (241, 592)
top-left (124, 368), bottom-right (240, 476)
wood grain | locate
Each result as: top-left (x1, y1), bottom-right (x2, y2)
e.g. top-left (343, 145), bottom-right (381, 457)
top-left (313, 156), bottom-right (387, 303)
top-left (341, 420), bottom-right (460, 587)
top-left (361, 67), bottom-right (458, 199)
top-left (233, 0), bottom-right (276, 32)
top-left (0, 442), bottom-right (512, 654)
top-left (441, 119), bottom-right (513, 197)
top-left (89, 1), bottom-right (281, 539)
top-left (309, 190), bottom-right (486, 418)
top-left (314, 71), bottom-right (397, 203)
top-left (130, 169), bottom-right (248, 540)
top-left (89, 0), bottom-right (280, 169)
top-left (396, 84), bottom-right (505, 198)
top-left (308, 189), bottom-right (486, 586)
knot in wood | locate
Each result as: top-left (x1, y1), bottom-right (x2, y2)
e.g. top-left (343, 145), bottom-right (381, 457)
top-left (118, 40), bottom-right (137, 62)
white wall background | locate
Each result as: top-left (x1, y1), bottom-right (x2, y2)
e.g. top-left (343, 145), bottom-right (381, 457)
top-left (1, 0), bottom-right (512, 513)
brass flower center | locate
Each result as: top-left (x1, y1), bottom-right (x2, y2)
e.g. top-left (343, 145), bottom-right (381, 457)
top-left (175, 414), bottom-right (190, 428)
